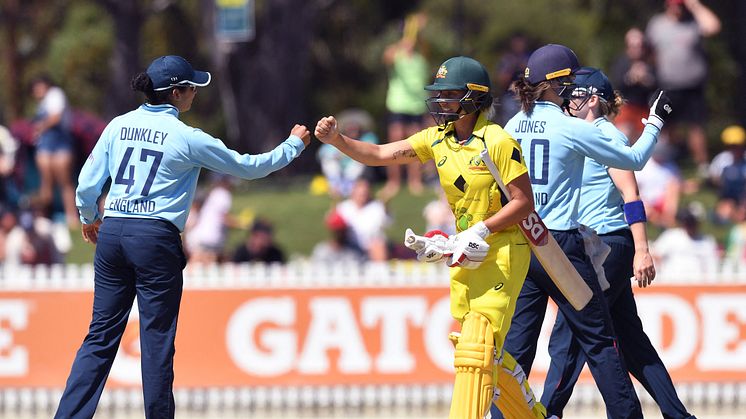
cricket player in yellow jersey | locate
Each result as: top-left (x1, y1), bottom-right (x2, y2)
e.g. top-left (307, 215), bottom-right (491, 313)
top-left (316, 56), bottom-right (545, 419)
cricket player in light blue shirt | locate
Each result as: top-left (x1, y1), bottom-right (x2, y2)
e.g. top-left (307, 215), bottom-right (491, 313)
top-left (541, 67), bottom-right (694, 419)
top-left (504, 91), bottom-right (660, 231)
top-left (495, 44), bottom-right (672, 419)
top-left (56, 55), bottom-right (311, 419)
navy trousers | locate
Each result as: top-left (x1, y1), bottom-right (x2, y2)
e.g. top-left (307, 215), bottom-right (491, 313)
top-left (543, 229), bottom-right (693, 419)
top-left (497, 229), bottom-right (642, 419)
top-left (55, 218), bottom-right (186, 419)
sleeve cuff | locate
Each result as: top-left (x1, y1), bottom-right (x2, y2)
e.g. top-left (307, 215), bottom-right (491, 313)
top-left (286, 135), bottom-right (306, 153)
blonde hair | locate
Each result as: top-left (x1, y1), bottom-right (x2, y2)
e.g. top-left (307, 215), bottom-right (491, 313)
top-left (511, 79), bottom-right (552, 116)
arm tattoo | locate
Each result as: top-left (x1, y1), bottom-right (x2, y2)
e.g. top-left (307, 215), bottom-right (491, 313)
top-left (392, 149), bottom-right (418, 159)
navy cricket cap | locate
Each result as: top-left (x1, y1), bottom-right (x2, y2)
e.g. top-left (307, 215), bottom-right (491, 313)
top-left (524, 44), bottom-right (580, 85)
top-left (572, 67), bottom-right (614, 101)
top-left (146, 55), bottom-right (211, 91)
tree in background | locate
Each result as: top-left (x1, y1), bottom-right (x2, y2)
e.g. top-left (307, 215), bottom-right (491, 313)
top-left (0, 0), bottom-right (744, 173)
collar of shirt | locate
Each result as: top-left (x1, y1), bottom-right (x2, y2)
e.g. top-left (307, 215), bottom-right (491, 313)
top-left (141, 103), bottom-right (180, 117)
top-left (534, 101), bottom-right (564, 113)
top-left (593, 116), bottom-right (609, 127)
top-left (440, 112), bottom-right (490, 145)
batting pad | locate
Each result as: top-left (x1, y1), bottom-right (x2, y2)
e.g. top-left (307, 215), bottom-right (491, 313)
top-left (449, 312), bottom-right (495, 419)
top-left (494, 351), bottom-right (547, 419)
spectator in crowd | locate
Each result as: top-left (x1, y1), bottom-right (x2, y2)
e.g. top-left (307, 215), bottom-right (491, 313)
top-left (0, 208), bottom-right (18, 265)
top-left (423, 190), bottom-right (456, 236)
top-left (610, 27), bottom-right (657, 140)
top-left (182, 190), bottom-right (205, 261)
top-left (317, 109), bottom-right (378, 199)
top-left (713, 130), bottom-right (746, 223)
top-left (646, 0), bottom-right (721, 175)
top-left (494, 32), bottom-right (531, 125)
top-left (0, 124), bottom-right (19, 206)
top-left (709, 124), bottom-right (746, 186)
top-left (379, 12), bottom-right (430, 201)
top-left (337, 178), bottom-right (390, 261)
top-left (310, 209), bottom-right (365, 264)
top-left (29, 75), bottom-right (79, 227)
top-left (186, 174), bottom-right (237, 264)
top-left (652, 202), bottom-right (719, 278)
top-left (725, 202), bottom-right (746, 265)
top-left (232, 219), bottom-right (286, 263)
top-left (8, 120), bottom-right (37, 207)
top-left (636, 142), bottom-right (682, 228)
top-left (4, 208), bottom-right (60, 266)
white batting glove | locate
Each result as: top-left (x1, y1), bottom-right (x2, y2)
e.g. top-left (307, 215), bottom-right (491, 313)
top-left (404, 228), bottom-right (451, 263)
top-left (446, 221), bottom-right (490, 269)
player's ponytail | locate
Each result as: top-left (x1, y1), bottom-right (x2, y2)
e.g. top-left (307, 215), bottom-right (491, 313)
top-left (599, 90), bottom-right (626, 118)
top-left (131, 72), bottom-right (172, 105)
top-left (511, 79), bottom-right (551, 116)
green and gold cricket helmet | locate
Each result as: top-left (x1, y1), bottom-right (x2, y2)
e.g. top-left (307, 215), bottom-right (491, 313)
top-left (425, 56), bottom-right (493, 126)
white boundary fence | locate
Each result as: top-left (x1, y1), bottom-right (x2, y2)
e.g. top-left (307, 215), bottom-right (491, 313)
top-left (0, 261), bottom-right (744, 415)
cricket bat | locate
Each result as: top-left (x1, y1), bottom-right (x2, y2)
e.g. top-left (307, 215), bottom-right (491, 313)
top-left (480, 149), bottom-right (593, 311)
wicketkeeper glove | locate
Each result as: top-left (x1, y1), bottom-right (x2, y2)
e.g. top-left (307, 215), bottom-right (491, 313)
top-left (641, 89), bottom-right (673, 130)
top-left (446, 221), bottom-right (490, 269)
top-left (404, 228), bottom-right (452, 263)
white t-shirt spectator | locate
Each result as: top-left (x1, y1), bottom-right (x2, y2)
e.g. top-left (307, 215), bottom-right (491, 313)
top-left (186, 185), bottom-right (232, 251)
top-left (336, 199), bottom-right (389, 252)
top-left (41, 87), bottom-right (67, 114)
top-left (652, 227), bottom-right (719, 280)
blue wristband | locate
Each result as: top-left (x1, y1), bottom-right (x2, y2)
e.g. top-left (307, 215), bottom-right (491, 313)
top-left (623, 200), bottom-right (647, 225)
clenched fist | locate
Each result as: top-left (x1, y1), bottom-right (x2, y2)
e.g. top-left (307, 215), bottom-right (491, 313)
top-left (290, 124), bottom-right (311, 146)
top-left (314, 116), bottom-right (340, 144)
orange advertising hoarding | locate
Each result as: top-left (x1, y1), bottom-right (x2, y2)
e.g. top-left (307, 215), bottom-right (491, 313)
top-left (0, 285), bottom-right (744, 388)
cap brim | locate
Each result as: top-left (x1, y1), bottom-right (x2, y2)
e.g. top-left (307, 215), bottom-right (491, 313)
top-left (574, 67), bottom-right (594, 76)
top-left (188, 71), bottom-right (211, 87)
top-left (153, 71), bottom-right (212, 91)
top-left (424, 83), bottom-right (465, 91)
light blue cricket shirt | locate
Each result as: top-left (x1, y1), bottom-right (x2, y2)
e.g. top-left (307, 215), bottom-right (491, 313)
top-left (577, 117), bottom-right (630, 234)
top-left (76, 103), bottom-right (305, 231)
top-left (504, 101), bottom-right (659, 230)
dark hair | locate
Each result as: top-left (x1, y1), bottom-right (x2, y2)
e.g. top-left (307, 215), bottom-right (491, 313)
top-left (131, 72), bottom-right (173, 105)
top-left (131, 72), bottom-right (192, 105)
top-left (30, 74), bottom-right (54, 86)
top-left (511, 79), bottom-right (551, 116)
top-left (29, 74), bottom-right (54, 94)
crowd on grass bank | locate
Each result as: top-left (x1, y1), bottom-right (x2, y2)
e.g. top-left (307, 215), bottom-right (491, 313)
top-left (0, 1), bottom-right (745, 275)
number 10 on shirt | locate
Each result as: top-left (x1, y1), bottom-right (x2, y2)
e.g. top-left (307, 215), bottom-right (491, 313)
top-left (479, 149), bottom-right (592, 311)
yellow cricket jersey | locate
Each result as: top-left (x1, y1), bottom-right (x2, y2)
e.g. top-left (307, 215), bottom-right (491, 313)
top-left (407, 113), bottom-right (528, 243)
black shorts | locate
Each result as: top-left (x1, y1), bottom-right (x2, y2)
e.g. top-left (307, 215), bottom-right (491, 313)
top-left (665, 86), bottom-right (707, 125)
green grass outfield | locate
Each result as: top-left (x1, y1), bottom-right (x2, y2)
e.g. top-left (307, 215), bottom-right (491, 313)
top-left (65, 177), bottom-right (439, 264)
top-left (65, 176), bottom-right (730, 265)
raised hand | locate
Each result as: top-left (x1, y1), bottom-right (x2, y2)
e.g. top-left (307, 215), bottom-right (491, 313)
top-left (642, 90), bottom-right (673, 130)
top-left (314, 116), bottom-right (339, 143)
top-left (290, 124), bottom-right (311, 146)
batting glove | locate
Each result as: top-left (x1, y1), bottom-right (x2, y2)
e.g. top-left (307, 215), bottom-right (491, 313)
top-left (641, 89), bottom-right (673, 130)
top-left (404, 228), bottom-right (451, 263)
top-left (446, 221), bottom-right (490, 269)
